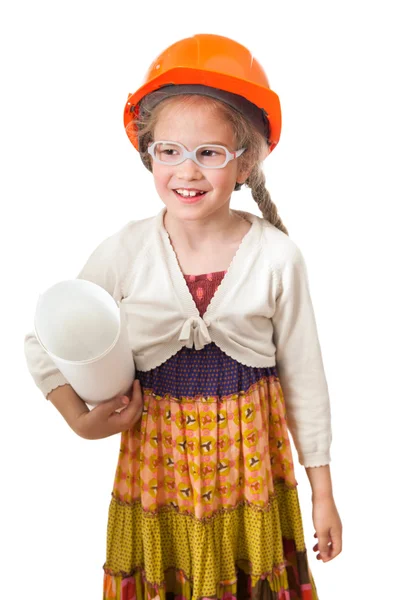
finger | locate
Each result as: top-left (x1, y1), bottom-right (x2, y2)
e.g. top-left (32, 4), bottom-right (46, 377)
top-left (313, 541), bottom-right (330, 559)
top-left (316, 532), bottom-right (332, 561)
top-left (117, 381), bottom-right (143, 425)
top-left (120, 379), bottom-right (140, 400)
top-left (95, 394), bottom-right (130, 417)
top-left (318, 545), bottom-right (333, 561)
top-left (115, 378), bottom-right (139, 402)
top-left (131, 379), bottom-right (142, 397)
top-left (105, 379), bottom-right (139, 414)
top-left (316, 543), bottom-right (331, 561)
top-left (125, 382), bottom-right (134, 400)
top-left (123, 380), bottom-right (143, 408)
top-left (329, 528), bottom-right (343, 558)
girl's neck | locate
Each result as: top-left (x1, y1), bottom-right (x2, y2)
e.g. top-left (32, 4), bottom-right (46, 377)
top-left (163, 208), bottom-right (246, 252)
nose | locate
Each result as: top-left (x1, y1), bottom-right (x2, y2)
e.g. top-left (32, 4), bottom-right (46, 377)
top-left (175, 157), bottom-right (203, 180)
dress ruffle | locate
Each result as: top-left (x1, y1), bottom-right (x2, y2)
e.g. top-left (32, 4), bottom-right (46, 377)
top-left (103, 345), bottom-right (318, 599)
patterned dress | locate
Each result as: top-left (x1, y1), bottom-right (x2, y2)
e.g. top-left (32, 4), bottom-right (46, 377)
top-left (103, 270), bottom-right (319, 600)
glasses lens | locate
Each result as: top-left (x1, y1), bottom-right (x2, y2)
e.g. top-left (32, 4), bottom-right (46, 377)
top-left (153, 142), bottom-right (183, 164)
top-left (196, 146), bottom-right (227, 167)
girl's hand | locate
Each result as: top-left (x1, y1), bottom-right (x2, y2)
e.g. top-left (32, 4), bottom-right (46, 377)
top-left (311, 495), bottom-right (343, 562)
top-left (75, 379), bottom-right (144, 440)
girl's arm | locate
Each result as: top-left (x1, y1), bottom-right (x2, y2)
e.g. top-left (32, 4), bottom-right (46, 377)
top-left (47, 384), bottom-right (89, 435)
top-left (271, 243), bottom-right (343, 561)
top-left (305, 464), bottom-right (333, 500)
top-left (305, 464), bottom-right (343, 562)
top-left (271, 244), bottom-right (332, 467)
top-left (47, 381), bottom-right (143, 440)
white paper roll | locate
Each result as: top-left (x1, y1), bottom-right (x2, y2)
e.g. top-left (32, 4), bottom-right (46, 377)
top-left (34, 280), bottom-right (135, 405)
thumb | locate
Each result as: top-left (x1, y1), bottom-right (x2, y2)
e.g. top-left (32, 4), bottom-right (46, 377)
top-left (318, 532), bottom-right (331, 557)
top-left (120, 380), bottom-right (143, 417)
top-left (99, 394), bottom-right (130, 415)
top-left (131, 379), bottom-right (143, 404)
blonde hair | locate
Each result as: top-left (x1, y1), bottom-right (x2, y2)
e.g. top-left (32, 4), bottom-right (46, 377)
top-left (135, 94), bottom-right (289, 236)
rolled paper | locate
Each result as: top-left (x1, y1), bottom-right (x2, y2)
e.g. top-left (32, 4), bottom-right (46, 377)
top-left (34, 280), bottom-right (135, 405)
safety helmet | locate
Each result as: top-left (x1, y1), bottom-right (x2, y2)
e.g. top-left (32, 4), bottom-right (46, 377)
top-left (123, 33), bottom-right (282, 155)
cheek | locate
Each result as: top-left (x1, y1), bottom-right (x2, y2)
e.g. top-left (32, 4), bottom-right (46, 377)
top-left (210, 167), bottom-right (237, 190)
top-left (152, 166), bottom-right (170, 191)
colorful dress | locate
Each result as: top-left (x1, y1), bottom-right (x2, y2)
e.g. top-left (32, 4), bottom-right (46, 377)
top-left (103, 269), bottom-right (319, 600)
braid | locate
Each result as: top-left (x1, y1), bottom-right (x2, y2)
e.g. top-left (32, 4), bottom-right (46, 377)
top-left (245, 167), bottom-right (289, 236)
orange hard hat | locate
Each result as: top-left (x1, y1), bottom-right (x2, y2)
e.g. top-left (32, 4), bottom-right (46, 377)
top-left (123, 33), bottom-right (282, 154)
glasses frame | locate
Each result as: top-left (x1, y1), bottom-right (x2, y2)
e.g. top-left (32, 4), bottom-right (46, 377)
top-left (147, 140), bottom-right (246, 169)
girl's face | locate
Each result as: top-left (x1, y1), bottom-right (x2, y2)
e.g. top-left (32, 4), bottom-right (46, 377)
top-left (151, 99), bottom-right (250, 224)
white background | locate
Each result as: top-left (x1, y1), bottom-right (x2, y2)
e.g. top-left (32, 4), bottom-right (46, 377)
top-left (1, 0), bottom-right (399, 598)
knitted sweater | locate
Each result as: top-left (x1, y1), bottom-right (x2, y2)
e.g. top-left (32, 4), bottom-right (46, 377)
top-left (24, 206), bottom-right (332, 467)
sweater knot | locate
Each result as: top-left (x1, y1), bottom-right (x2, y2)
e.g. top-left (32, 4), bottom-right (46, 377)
top-left (178, 316), bottom-right (212, 350)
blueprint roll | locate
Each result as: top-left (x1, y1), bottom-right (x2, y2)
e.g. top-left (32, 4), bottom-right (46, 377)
top-left (34, 279), bottom-right (135, 405)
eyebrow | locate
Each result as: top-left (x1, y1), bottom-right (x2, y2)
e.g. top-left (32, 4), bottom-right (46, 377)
top-left (160, 140), bottom-right (232, 147)
top-left (202, 141), bottom-right (230, 146)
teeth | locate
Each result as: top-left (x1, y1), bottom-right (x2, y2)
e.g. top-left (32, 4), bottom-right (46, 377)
top-left (176, 189), bottom-right (203, 197)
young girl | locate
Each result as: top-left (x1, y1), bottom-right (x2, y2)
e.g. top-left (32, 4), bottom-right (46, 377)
top-left (24, 33), bottom-right (342, 600)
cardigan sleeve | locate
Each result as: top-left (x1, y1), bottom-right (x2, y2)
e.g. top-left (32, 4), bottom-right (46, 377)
top-left (271, 245), bottom-right (332, 467)
top-left (23, 232), bottom-right (124, 400)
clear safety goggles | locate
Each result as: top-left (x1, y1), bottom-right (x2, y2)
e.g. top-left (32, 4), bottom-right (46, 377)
top-left (147, 141), bottom-right (246, 169)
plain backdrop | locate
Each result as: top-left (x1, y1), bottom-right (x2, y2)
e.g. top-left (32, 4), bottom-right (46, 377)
top-left (1, 1), bottom-right (399, 598)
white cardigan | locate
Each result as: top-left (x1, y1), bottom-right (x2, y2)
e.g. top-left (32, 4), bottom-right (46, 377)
top-left (24, 206), bottom-right (332, 468)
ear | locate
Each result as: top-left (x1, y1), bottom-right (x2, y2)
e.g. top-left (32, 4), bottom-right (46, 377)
top-left (236, 167), bottom-right (252, 185)
top-left (236, 157), bottom-right (254, 185)
top-left (236, 141), bottom-right (269, 184)
top-left (236, 157), bottom-right (256, 184)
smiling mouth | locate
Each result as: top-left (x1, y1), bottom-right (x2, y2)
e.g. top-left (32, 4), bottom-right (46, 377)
top-left (174, 189), bottom-right (207, 198)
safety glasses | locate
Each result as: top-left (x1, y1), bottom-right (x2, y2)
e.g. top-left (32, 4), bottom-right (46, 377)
top-left (147, 141), bottom-right (246, 169)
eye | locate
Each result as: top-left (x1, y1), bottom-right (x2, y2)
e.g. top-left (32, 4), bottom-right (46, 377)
top-left (161, 148), bottom-right (178, 155)
top-left (200, 149), bottom-right (221, 157)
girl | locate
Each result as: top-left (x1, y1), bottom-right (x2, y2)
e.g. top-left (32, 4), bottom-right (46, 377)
top-left (24, 33), bottom-right (342, 600)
